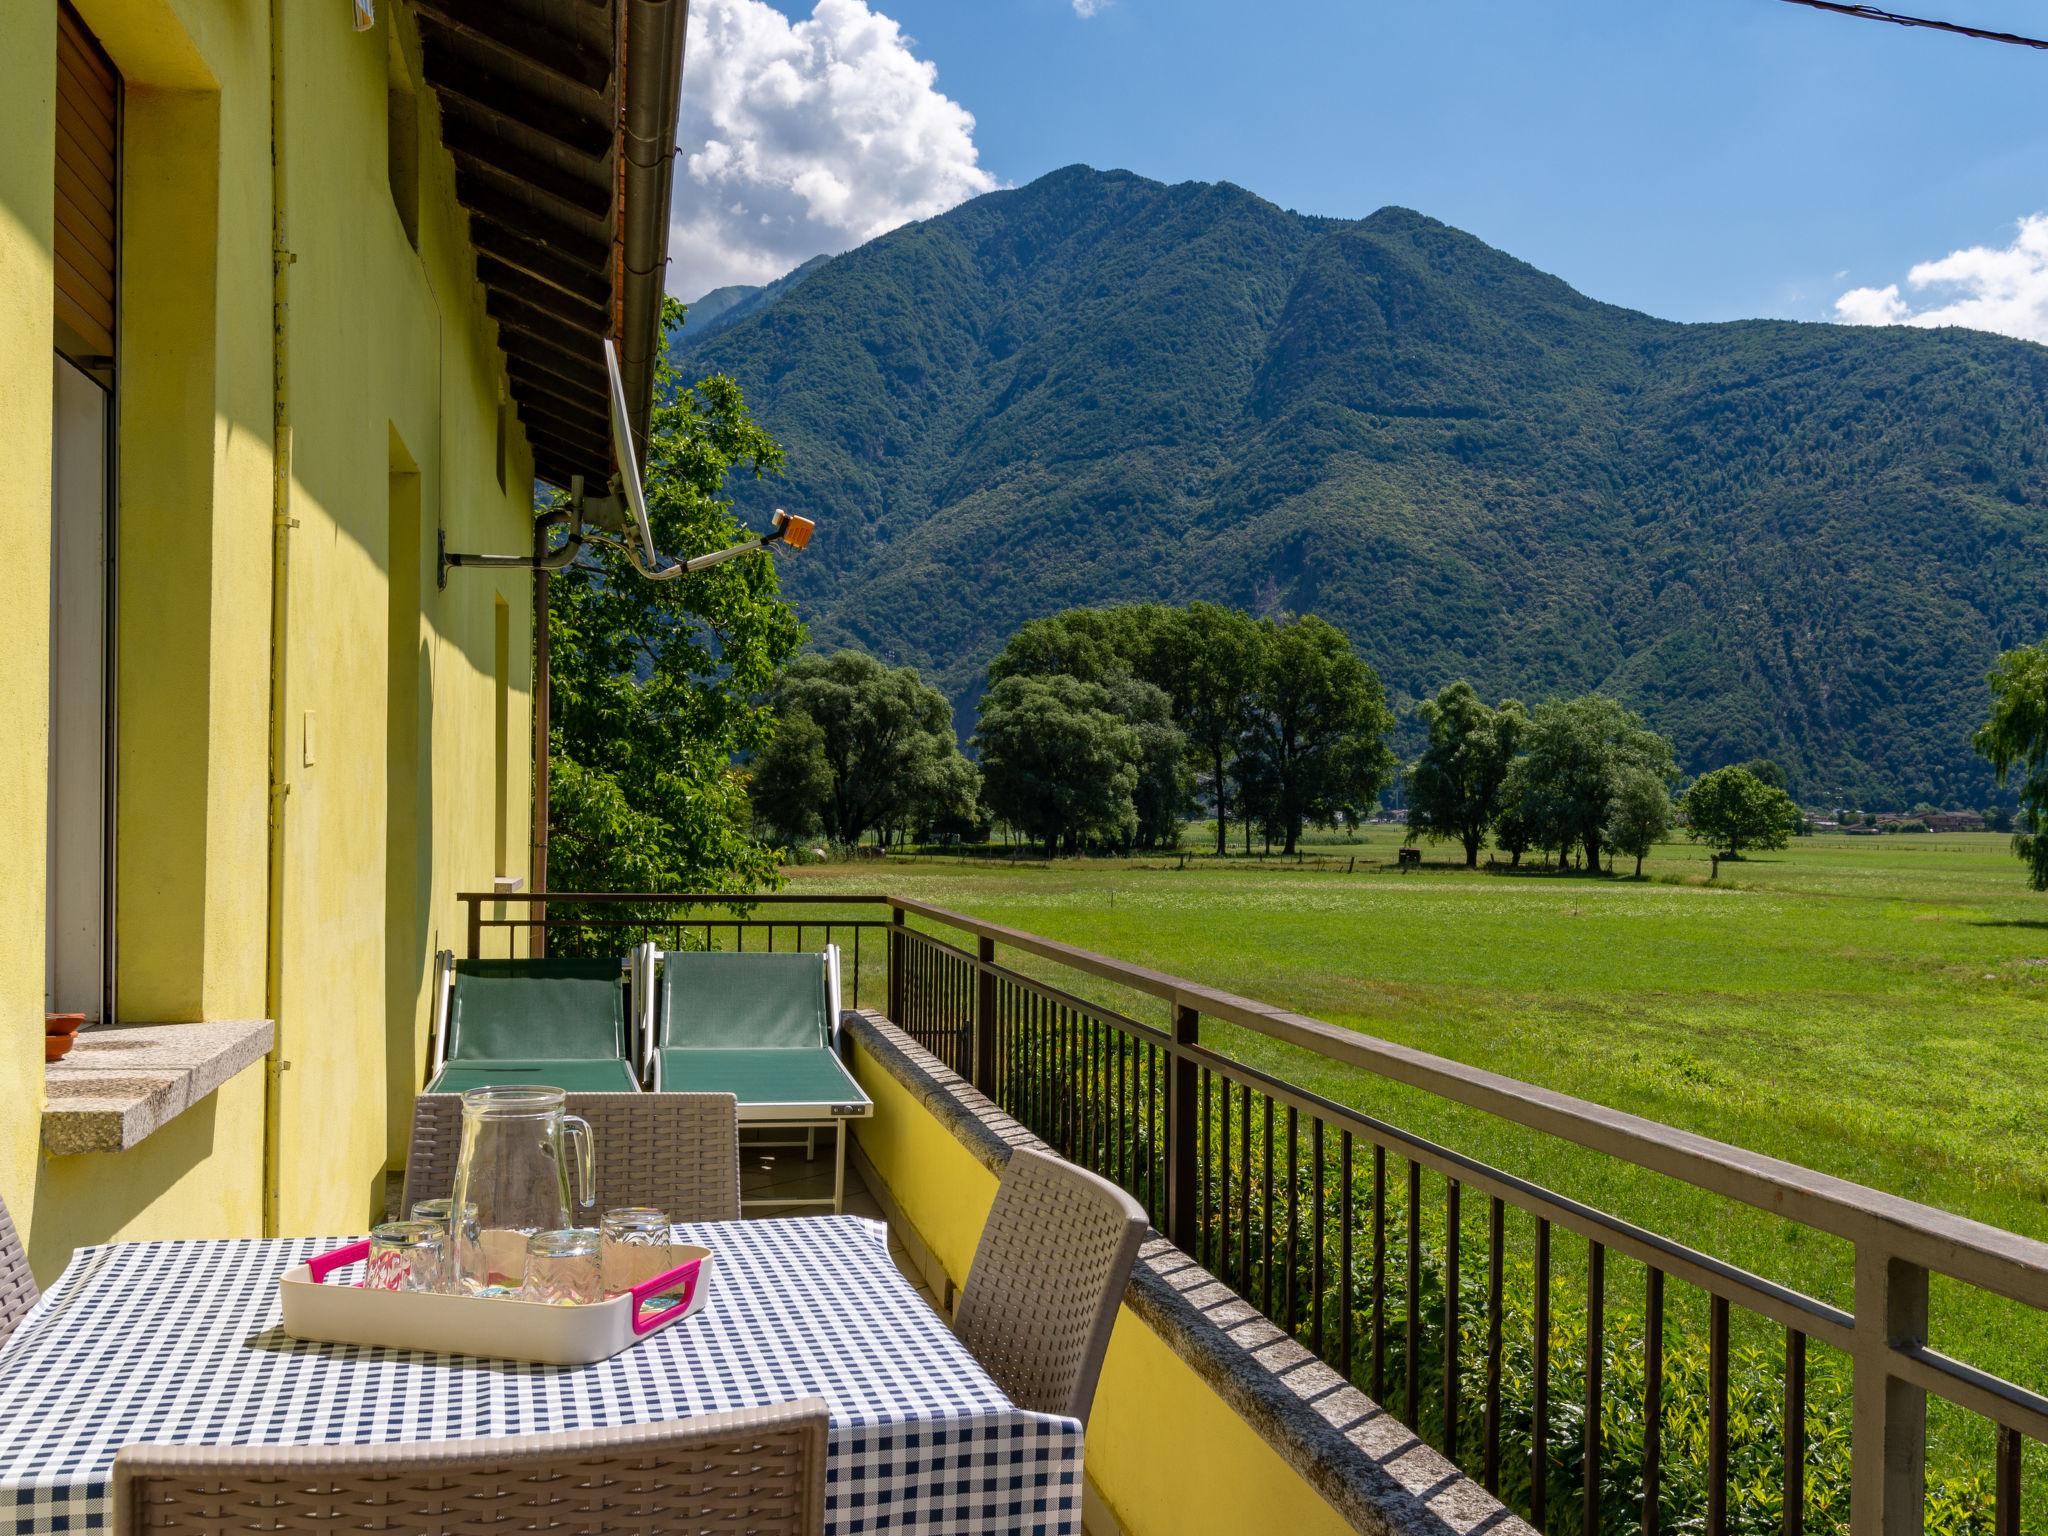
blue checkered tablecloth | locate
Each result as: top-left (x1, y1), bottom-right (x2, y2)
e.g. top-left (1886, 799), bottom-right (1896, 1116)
top-left (0, 1215), bottom-right (1081, 1535)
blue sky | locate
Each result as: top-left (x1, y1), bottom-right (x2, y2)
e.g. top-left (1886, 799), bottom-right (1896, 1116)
top-left (677, 0), bottom-right (2048, 334)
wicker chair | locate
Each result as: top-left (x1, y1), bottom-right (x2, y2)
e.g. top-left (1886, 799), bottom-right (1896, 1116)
top-left (112, 1397), bottom-right (828, 1534)
top-left (0, 1192), bottom-right (36, 1347)
top-left (952, 1146), bottom-right (1148, 1424)
top-left (402, 1091), bottom-right (741, 1221)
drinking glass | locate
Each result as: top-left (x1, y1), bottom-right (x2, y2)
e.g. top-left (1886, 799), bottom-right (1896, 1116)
top-left (522, 1228), bottom-right (602, 1306)
top-left (601, 1207), bottom-right (669, 1296)
top-left (408, 1198), bottom-right (481, 1292)
top-left (366, 1221), bottom-right (444, 1293)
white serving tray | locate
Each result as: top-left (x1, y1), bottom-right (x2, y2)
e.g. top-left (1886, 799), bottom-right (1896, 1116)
top-left (279, 1238), bottom-right (713, 1366)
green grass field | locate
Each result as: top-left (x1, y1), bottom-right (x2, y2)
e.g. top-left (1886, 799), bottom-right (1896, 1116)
top-left (796, 830), bottom-right (2048, 1461)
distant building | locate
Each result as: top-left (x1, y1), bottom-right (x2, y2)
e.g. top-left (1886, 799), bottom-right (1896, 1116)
top-left (1923, 812), bottom-right (1986, 833)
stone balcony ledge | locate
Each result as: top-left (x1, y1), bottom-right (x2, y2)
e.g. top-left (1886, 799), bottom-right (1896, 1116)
top-left (43, 1019), bottom-right (273, 1155)
top-left (841, 1008), bottom-right (1534, 1536)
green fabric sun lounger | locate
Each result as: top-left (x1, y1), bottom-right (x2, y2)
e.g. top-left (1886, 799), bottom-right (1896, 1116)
top-left (647, 946), bottom-right (869, 1209)
top-left (426, 954), bottom-right (640, 1095)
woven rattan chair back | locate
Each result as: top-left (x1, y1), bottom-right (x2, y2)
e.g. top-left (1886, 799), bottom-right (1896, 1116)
top-left (403, 1091), bottom-right (741, 1221)
top-left (0, 1192), bottom-right (36, 1347)
top-left (113, 1397), bottom-right (828, 1534)
top-left (952, 1147), bottom-right (1147, 1424)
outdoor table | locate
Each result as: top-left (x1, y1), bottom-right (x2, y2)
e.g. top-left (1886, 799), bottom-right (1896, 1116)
top-left (0, 1214), bottom-right (1082, 1535)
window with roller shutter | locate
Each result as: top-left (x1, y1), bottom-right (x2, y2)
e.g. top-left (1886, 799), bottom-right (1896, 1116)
top-left (53, 0), bottom-right (118, 368)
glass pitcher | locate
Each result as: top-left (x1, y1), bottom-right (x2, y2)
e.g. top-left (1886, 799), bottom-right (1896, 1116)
top-left (449, 1085), bottom-right (594, 1295)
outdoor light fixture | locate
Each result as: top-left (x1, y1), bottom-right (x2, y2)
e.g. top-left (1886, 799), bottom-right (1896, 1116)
top-left (438, 337), bottom-right (815, 587)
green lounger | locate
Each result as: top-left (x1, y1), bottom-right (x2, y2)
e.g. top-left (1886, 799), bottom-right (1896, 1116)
top-left (647, 946), bottom-right (870, 1210)
top-left (425, 954), bottom-right (640, 1095)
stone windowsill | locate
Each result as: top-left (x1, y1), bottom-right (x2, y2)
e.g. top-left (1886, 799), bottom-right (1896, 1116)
top-left (43, 1019), bottom-right (274, 1155)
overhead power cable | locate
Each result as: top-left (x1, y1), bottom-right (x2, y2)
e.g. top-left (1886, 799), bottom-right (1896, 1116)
top-left (1773, 0), bottom-right (2048, 51)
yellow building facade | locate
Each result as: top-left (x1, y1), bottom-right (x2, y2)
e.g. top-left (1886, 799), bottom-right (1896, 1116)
top-left (0, 0), bottom-right (613, 1277)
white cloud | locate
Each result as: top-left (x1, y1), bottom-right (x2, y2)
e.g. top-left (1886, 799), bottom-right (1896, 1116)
top-left (671, 0), bottom-right (997, 297)
top-left (1832, 214), bottom-right (2048, 343)
top-left (1072, 0), bottom-right (1108, 15)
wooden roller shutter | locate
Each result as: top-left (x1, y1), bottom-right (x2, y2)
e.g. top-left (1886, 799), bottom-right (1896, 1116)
top-left (54, 1), bottom-right (118, 364)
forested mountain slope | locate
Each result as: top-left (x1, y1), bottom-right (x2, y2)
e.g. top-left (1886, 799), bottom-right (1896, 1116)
top-left (672, 165), bottom-right (2048, 805)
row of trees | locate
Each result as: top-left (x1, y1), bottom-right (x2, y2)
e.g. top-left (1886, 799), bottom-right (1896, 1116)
top-left (975, 604), bottom-right (1395, 858)
top-left (1405, 683), bottom-right (1802, 874)
top-left (751, 603), bottom-right (1398, 860)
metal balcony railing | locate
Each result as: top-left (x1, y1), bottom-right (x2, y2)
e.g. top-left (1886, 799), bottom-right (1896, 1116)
top-left (460, 889), bottom-right (2048, 1536)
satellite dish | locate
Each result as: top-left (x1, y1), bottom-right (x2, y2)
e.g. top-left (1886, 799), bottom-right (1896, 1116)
top-left (603, 336), bottom-right (657, 565)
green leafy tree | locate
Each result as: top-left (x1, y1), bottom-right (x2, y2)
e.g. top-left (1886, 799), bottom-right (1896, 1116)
top-left (1680, 766), bottom-right (1801, 858)
top-left (1741, 757), bottom-right (1788, 791)
top-left (753, 651), bottom-right (970, 850)
top-left (1605, 765), bottom-right (1673, 877)
top-left (1157, 604), bottom-right (1265, 856)
top-left (1406, 682), bottom-right (1527, 868)
top-left (975, 675), bottom-right (1139, 857)
top-left (1241, 616), bottom-right (1396, 855)
top-left (987, 604), bottom-right (1177, 689)
top-left (1492, 760), bottom-right (1537, 868)
top-left (1973, 640), bottom-right (2048, 889)
top-left (1106, 675), bottom-right (1192, 849)
top-left (750, 712), bottom-right (833, 847)
top-left (547, 299), bottom-right (802, 910)
top-left (1514, 695), bottom-right (1676, 874)
top-left (905, 751), bottom-right (984, 844)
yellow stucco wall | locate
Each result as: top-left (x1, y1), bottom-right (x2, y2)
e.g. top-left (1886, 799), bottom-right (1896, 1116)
top-left (2, 0), bottom-right (536, 1278)
top-left (847, 1040), bottom-right (1356, 1536)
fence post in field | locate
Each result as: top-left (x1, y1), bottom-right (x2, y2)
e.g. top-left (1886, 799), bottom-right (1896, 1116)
top-left (1167, 1002), bottom-right (1200, 1251)
top-left (888, 904), bottom-right (906, 1025)
top-left (973, 935), bottom-right (996, 1093)
top-left (1850, 1247), bottom-right (1928, 1536)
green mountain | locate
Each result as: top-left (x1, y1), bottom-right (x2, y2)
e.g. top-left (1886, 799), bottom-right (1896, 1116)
top-left (679, 255), bottom-right (830, 350)
top-left (672, 165), bottom-right (2048, 807)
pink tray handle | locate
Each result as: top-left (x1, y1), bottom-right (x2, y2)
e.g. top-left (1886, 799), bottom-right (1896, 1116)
top-left (630, 1257), bottom-right (703, 1336)
top-left (306, 1239), bottom-right (372, 1285)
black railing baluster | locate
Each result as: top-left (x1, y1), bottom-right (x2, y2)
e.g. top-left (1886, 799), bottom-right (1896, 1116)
top-left (1584, 1241), bottom-right (1603, 1536)
top-left (1262, 1096), bottom-right (1276, 1320)
top-left (1285, 1106), bottom-right (1300, 1335)
top-left (1200, 1067), bottom-right (1214, 1271)
top-left (1372, 1144), bottom-right (1388, 1404)
top-left (1708, 1294), bottom-right (1729, 1536)
top-left (1644, 1267), bottom-right (1664, 1536)
top-left (1484, 1197), bottom-right (1504, 1494)
top-left (1340, 1130), bottom-right (1355, 1384)
top-left (1311, 1117), bottom-right (1325, 1358)
top-left (1238, 1083), bottom-right (1252, 1293)
top-left (1996, 1424), bottom-right (2021, 1536)
top-left (1533, 1217), bottom-right (1551, 1531)
top-left (1080, 1009), bottom-right (1094, 1168)
top-left (1066, 1005), bottom-right (1080, 1159)
top-left (1219, 1075), bottom-right (1232, 1284)
top-left (852, 926), bottom-right (861, 1005)
top-left (1784, 1325), bottom-right (1805, 1536)
top-left (1444, 1178), bottom-right (1460, 1461)
top-left (1406, 1158), bottom-right (1422, 1427)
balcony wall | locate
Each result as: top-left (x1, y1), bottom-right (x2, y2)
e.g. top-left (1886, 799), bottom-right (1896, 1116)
top-left (843, 1009), bottom-right (1531, 1536)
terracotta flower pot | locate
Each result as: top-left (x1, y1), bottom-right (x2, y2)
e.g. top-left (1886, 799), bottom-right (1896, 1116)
top-left (45, 1013), bottom-right (85, 1037)
top-left (45, 1035), bottom-right (75, 1063)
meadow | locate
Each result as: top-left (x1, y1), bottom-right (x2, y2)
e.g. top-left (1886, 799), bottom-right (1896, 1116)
top-left (794, 830), bottom-right (2048, 1514)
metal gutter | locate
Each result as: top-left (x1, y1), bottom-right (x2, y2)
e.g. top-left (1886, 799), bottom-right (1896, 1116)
top-left (261, 0), bottom-right (295, 1239)
top-left (616, 0), bottom-right (687, 461)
